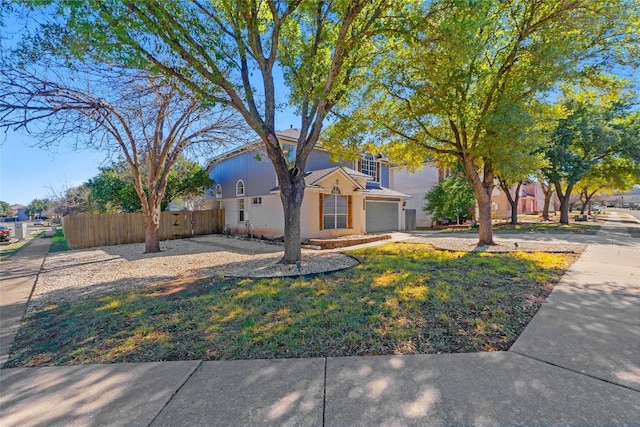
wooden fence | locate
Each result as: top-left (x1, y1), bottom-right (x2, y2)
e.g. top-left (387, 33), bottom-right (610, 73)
top-left (62, 210), bottom-right (224, 250)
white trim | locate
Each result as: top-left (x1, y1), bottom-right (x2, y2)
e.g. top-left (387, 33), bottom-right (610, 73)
top-left (236, 180), bottom-right (245, 197)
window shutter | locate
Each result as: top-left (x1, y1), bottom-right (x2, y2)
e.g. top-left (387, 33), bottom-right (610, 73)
top-left (376, 163), bottom-right (380, 183)
top-left (319, 193), bottom-right (324, 230)
top-left (347, 195), bottom-right (353, 229)
top-left (356, 160), bottom-right (361, 172)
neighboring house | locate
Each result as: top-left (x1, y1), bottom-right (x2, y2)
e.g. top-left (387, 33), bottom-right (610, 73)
top-left (390, 162), bottom-right (441, 228)
top-left (491, 182), bottom-right (553, 219)
top-left (392, 162), bottom-right (560, 225)
top-left (206, 128), bottom-right (409, 239)
top-left (5, 204), bottom-right (29, 222)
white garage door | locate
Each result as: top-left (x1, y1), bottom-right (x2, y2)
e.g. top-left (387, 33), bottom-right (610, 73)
top-left (366, 201), bottom-right (398, 232)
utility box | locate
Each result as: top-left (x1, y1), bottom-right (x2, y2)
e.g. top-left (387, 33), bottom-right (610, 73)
top-left (15, 222), bottom-right (28, 239)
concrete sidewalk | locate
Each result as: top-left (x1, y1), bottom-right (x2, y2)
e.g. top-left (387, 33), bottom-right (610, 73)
top-left (1, 236), bottom-right (52, 366)
top-left (1, 215), bottom-right (639, 426)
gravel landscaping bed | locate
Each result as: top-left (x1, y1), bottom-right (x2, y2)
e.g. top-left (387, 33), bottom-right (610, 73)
top-left (28, 235), bottom-right (357, 312)
top-left (27, 233), bottom-right (585, 313)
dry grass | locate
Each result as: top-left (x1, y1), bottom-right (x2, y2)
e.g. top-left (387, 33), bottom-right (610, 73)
top-left (4, 243), bottom-right (579, 367)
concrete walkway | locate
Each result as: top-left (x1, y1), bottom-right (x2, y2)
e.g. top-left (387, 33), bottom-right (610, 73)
top-left (1, 215), bottom-right (639, 426)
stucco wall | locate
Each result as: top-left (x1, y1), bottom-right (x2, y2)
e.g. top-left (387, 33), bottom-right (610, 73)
top-left (391, 164), bottom-right (439, 227)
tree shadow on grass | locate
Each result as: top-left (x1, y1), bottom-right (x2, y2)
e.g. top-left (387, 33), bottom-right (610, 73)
top-left (4, 243), bottom-right (583, 368)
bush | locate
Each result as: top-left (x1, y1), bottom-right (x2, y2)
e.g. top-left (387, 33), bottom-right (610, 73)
top-left (424, 176), bottom-right (476, 224)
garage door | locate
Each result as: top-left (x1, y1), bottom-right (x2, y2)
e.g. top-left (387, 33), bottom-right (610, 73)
top-left (366, 201), bottom-right (398, 232)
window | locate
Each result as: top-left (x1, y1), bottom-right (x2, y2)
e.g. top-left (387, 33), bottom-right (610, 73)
top-left (236, 180), bottom-right (245, 196)
top-left (323, 186), bottom-right (348, 229)
top-left (361, 154), bottom-right (378, 182)
top-left (283, 144), bottom-right (296, 163)
top-left (252, 197), bottom-right (262, 205)
top-left (238, 199), bottom-right (245, 223)
top-left (215, 184), bottom-right (222, 198)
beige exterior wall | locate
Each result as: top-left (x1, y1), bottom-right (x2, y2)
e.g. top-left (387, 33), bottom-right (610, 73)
top-left (302, 184), bottom-right (367, 239)
top-left (217, 194), bottom-right (285, 238)
top-left (245, 195), bottom-right (285, 238)
top-left (212, 169), bottom-right (401, 240)
top-left (491, 187), bottom-right (511, 219)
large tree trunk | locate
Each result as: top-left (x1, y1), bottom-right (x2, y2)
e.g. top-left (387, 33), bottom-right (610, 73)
top-left (475, 187), bottom-right (495, 245)
top-left (279, 178), bottom-right (304, 264)
top-left (143, 207), bottom-right (161, 253)
top-left (542, 194), bottom-right (550, 221)
top-left (541, 184), bottom-right (552, 221)
top-left (555, 182), bottom-right (574, 225)
top-left (144, 214), bottom-right (161, 253)
top-left (462, 157), bottom-right (495, 246)
top-left (138, 184), bottom-right (163, 253)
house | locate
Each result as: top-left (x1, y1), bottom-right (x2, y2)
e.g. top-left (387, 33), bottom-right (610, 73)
top-left (3, 204), bottom-right (29, 222)
top-left (205, 128), bottom-right (409, 239)
top-left (391, 162), bottom-right (562, 225)
top-left (491, 182), bottom-right (552, 219)
top-left (390, 162), bottom-right (442, 228)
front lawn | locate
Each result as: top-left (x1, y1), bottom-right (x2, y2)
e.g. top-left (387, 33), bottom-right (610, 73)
top-left (5, 243), bottom-right (579, 367)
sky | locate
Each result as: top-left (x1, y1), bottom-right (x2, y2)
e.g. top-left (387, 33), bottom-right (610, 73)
top-left (0, 111), bottom-right (300, 207)
top-left (0, 7), bottom-right (302, 207)
top-left (0, 8), bottom-right (638, 207)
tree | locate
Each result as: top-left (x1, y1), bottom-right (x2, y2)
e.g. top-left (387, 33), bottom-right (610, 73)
top-left (26, 198), bottom-right (51, 218)
top-left (541, 90), bottom-right (640, 224)
top-left (85, 163), bottom-right (142, 213)
top-left (47, 183), bottom-right (92, 217)
top-left (535, 173), bottom-right (557, 221)
top-left (576, 157), bottom-right (639, 215)
top-left (162, 157), bottom-right (215, 211)
top-left (0, 64), bottom-right (245, 253)
top-left (0, 200), bottom-right (10, 217)
top-left (26, 0), bottom-right (405, 263)
top-left (327, 0), bottom-right (640, 245)
top-left (86, 157), bottom-right (214, 213)
top-left (424, 175), bottom-right (476, 225)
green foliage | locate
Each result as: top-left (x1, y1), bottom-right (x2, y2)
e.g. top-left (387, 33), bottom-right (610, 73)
top-left (27, 198), bottom-right (51, 217)
top-left (85, 157), bottom-right (213, 213)
top-left (0, 200), bottom-right (11, 216)
top-left (162, 157), bottom-right (214, 211)
top-left (86, 162), bottom-right (140, 213)
top-left (424, 176), bottom-right (476, 224)
top-left (542, 90), bottom-right (640, 193)
top-left (327, 0), bottom-right (639, 242)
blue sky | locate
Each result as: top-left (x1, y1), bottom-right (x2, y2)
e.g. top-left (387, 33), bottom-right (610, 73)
top-left (0, 9), bottom-right (302, 206)
top-left (0, 111), bottom-right (301, 206)
top-left (0, 8), bottom-right (638, 207)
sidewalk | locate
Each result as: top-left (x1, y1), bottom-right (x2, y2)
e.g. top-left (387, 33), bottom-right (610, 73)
top-left (0, 237), bottom-right (52, 366)
top-left (1, 216), bottom-right (638, 426)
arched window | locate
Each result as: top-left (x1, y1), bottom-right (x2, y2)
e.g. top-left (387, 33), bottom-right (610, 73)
top-left (361, 153), bottom-right (378, 182)
top-left (236, 180), bottom-right (245, 196)
top-left (215, 184), bottom-right (222, 198)
top-left (323, 186), bottom-right (348, 229)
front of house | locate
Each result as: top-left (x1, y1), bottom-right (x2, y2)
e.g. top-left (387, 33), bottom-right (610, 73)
top-left (206, 129), bottom-right (409, 240)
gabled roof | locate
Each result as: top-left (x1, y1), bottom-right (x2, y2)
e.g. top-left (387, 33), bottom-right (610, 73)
top-left (269, 166), bottom-right (410, 200)
top-left (207, 128), bottom-right (304, 169)
top-left (303, 166), bottom-right (367, 190)
top-left (270, 166), bottom-right (367, 193)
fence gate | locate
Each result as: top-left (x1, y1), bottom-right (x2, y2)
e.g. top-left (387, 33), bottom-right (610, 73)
top-left (405, 209), bottom-right (417, 231)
